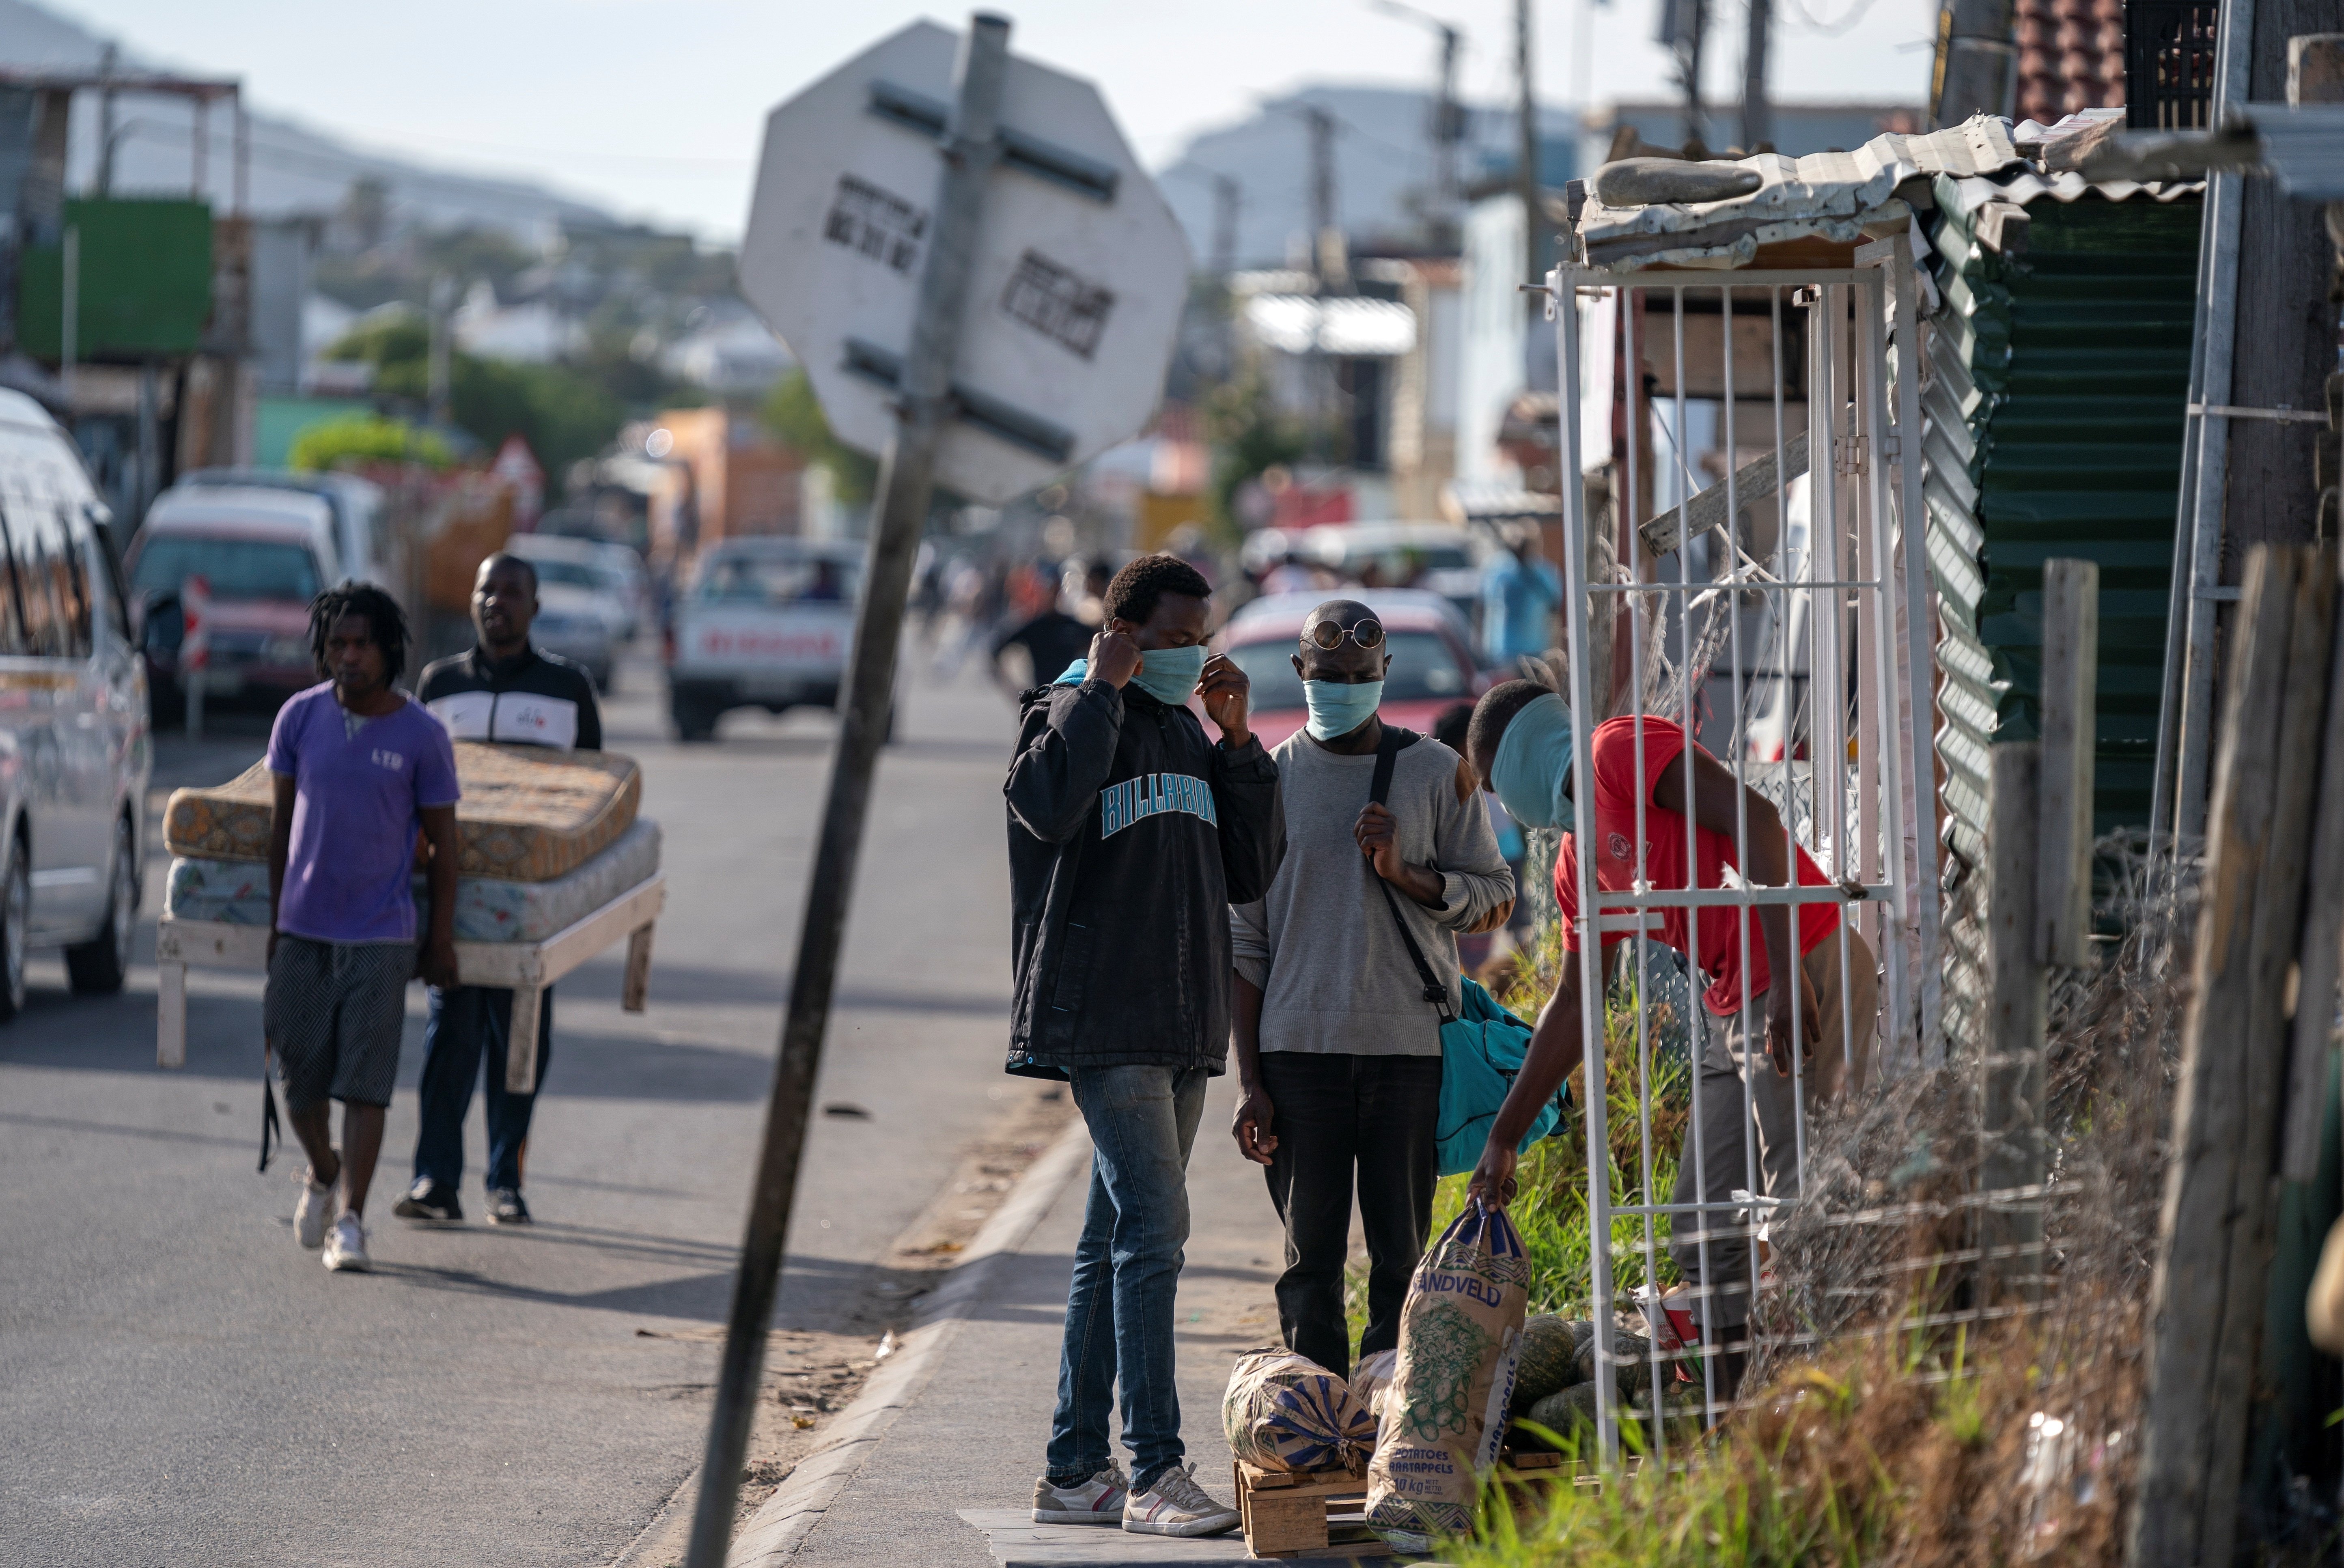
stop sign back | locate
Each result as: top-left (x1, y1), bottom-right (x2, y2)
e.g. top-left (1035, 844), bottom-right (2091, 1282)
top-left (737, 21), bottom-right (1191, 506)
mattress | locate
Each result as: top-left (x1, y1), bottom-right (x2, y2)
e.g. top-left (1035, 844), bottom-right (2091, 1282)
top-left (164, 742), bottom-right (642, 882)
top-left (165, 817), bottom-right (663, 944)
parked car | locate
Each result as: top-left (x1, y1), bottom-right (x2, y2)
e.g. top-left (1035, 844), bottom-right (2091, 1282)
top-left (180, 467), bottom-right (390, 593)
top-left (128, 485), bottom-right (337, 716)
top-left (666, 538), bottom-right (862, 742)
top-left (506, 532), bottom-right (644, 641)
top-left (0, 389), bottom-right (151, 1016)
top-left (1295, 521), bottom-right (1489, 627)
top-left (530, 584), bottom-right (621, 692)
top-left (1215, 589), bottom-right (1495, 752)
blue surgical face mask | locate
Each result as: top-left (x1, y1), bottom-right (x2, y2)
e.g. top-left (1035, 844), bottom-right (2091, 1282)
top-left (1129, 642), bottom-right (1208, 706)
top-left (1488, 691), bottom-right (1575, 828)
top-left (1302, 679), bottom-right (1383, 741)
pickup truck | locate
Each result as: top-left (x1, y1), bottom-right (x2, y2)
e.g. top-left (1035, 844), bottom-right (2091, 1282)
top-left (666, 537), bottom-right (866, 742)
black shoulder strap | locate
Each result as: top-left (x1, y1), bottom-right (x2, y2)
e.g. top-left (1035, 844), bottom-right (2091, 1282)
top-left (1369, 726), bottom-right (1422, 807)
top-left (1367, 727), bottom-right (1452, 1023)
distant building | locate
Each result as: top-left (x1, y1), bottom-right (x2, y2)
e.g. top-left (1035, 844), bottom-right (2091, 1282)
top-left (660, 307), bottom-right (793, 396)
top-left (453, 279), bottom-right (582, 364)
top-left (643, 407), bottom-right (803, 562)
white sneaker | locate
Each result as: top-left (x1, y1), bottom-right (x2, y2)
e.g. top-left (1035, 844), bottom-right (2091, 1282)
top-left (1122, 1463), bottom-right (1241, 1538)
top-left (295, 1167), bottom-right (336, 1250)
top-left (323, 1214), bottom-right (372, 1273)
top-left (1032, 1462), bottom-right (1129, 1527)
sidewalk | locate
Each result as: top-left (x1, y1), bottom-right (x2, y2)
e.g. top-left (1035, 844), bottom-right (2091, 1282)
top-left (780, 1073), bottom-right (1294, 1568)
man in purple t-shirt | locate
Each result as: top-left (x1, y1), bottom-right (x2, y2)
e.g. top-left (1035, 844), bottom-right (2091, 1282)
top-left (265, 583), bottom-right (461, 1273)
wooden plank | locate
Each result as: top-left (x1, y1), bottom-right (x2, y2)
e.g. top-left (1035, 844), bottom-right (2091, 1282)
top-left (2283, 549), bottom-right (2344, 1180)
top-left (506, 984), bottom-right (545, 1096)
top-left (458, 874), bottom-right (665, 989)
top-left (2133, 545), bottom-right (2337, 1567)
top-left (622, 921), bottom-right (656, 1012)
top-left (1243, 1490), bottom-right (1331, 1555)
top-left (156, 961), bottom-right (186, 1069)
top-left (2034, 559), bottom-right (2098, 968)
top-left (1982, 742), bottom-right (2046, 1305)
top-left (157, 918), bottom-right (269, 969)
top-left (1637, 429), bottom-right (1810, 558)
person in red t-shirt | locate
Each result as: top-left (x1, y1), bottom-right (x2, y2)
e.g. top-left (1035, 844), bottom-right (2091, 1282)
top-left (1458, 681), bottom-right (1879, 1376)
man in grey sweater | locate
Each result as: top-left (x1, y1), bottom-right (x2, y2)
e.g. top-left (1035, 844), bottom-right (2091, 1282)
top-left (1229, 600), bottom-right (1515, 1376)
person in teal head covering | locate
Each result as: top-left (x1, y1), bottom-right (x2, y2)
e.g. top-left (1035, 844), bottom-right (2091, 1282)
top-left (1456, 678), bottom-right (1880, 1398)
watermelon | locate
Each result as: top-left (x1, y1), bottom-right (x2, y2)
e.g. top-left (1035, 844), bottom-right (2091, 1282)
top-left (1508, 1316), bottom-right (1588, 1413)
top-left (1514, 1383), bottom-right (1600, 1452)
top-left (1577, 1329), bottom-right (1656, 1398)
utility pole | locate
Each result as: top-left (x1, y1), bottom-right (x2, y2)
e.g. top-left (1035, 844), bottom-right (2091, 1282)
top-left (1210, 172), bottom-right (1240, 278)
top-left (1517, 0), bottom-right (1542, 291)
top-left (426, 273), bottom-right (454, 429)
top-left (1305, 105), bottom-right (1342, 291)
top-left (1741, 0), bottom-right (1773, 151)
top-left (1370, 0), bottom-right (1467, 246)
top-left (95, 43), bottom-right (118, 196)
top-left (1674, 0), bottom-right (1710, 150)
top-left (683, 19), bottom-right (1013, 1561)
top-left (1933, 0), bottom-right (2017, 125)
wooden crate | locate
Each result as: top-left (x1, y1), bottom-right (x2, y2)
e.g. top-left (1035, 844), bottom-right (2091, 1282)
top-left (1232, 1451), bottom-right (1571, 1559)
top-left (1232, 1462), bottom-right (1383, 1560)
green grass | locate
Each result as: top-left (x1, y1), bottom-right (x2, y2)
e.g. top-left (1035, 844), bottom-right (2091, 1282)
top-left (1344, 937), bottom-right (1694, 1353)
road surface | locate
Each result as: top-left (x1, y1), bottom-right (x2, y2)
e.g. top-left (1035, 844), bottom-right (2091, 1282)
top-left (0, 648), bottom-right (1033, 1567)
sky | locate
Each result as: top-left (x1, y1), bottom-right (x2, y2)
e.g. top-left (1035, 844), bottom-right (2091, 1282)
top-left (49, 0), bottom-right (1940, 241)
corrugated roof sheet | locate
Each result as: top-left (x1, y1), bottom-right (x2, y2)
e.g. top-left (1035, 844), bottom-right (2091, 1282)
top-left (1578, 116), bottom-right (2023, 271)
top-left (1918, 170), bottom-right (2200, 1055)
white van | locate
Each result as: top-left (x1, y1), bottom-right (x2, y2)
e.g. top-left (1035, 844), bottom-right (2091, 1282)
top-left (0, 390), bottom-right (152, 1017)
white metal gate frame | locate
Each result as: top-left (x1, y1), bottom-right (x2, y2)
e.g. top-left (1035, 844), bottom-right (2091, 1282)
top-left (1548, 247), bottom-right (1943, 1463)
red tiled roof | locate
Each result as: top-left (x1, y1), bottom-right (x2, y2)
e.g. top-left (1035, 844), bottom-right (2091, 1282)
top-left (2015, 0), bottom-right (2126, 123)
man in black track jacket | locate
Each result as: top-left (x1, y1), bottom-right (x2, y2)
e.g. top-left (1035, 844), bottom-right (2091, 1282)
top-left (1006, 554), bottom-right (1283, 1539)
top-left (394, 554), bottom-right (602, 1229)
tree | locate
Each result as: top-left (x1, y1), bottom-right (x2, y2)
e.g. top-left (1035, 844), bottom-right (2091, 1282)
top-left (763, 369), bottom-right (876, 505)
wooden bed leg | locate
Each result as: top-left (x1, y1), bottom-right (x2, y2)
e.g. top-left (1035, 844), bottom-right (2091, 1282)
top-left (622, 922), bottom-right (655, 1012)
top-left (157, 961), bottom-right (187, 1069)
top-left (506, 985), bottom-right (545, 1095)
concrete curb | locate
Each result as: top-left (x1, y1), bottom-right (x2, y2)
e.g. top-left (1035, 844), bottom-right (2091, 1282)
top-left (725, 1118), bottom-right (1094, 1568)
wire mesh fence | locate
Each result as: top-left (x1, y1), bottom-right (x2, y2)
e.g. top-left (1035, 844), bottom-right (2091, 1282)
top-left (1548, 255), bottom-right (1944, 1459)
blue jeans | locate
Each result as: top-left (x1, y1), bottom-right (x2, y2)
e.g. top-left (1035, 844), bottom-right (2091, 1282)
top-left (1045, 1064), bottom-right (1207, 1492)
top-left (412, 985), bottom-right (552, 1194)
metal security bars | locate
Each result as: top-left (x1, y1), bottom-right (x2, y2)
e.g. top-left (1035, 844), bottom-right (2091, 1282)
top-left (1548, 251), bottom-right (1942, 1462)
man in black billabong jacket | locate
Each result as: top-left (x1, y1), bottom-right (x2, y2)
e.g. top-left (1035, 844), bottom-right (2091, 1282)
top-left (1006, 553), bottom-right (1284, 1538)
top-left (394, 553), bottom-right (603, 1227)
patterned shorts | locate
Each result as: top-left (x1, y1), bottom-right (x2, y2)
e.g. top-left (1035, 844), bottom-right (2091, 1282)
top-left (265, 936), bottom-right (415, 1112)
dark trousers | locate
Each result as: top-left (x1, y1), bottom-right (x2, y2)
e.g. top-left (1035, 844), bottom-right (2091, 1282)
top-left (1259, 1052), bottom-right (1442, 1380)
top-left (413, 985), bottom-right (553, 1195)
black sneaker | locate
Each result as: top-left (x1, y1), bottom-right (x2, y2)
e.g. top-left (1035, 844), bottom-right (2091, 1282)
top-left (488, 1187), bottom-right (532, 1226)
top-left (392, 1180), bottom-right (463, 1223)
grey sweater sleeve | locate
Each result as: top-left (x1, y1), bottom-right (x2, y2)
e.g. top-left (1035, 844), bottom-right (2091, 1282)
top-left (1230, 898), bottom-right (1271, 990)
top-left (1424, 747), bottom-right (1515, 933)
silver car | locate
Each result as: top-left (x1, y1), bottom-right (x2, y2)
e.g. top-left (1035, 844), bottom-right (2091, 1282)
top-left (0, 390), bottom-right (152, 1018)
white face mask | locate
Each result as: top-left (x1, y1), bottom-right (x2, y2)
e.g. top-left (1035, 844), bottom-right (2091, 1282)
top-left (1302, 679), bottom-right (1383, 740)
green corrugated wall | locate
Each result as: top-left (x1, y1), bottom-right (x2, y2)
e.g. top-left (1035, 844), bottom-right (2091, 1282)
top-left (1920, 176), bottom-right (2200, 1054)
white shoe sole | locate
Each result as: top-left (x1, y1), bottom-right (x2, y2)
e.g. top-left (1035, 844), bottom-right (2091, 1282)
top-left (1032, 1507), bottom-right (1127, 1527)
top-left (1121, 1514), bottom-right (1240, 1538)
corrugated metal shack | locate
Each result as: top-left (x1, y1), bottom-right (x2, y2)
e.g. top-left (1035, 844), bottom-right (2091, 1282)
top-left (1919, 170), bottom-right (2200, 1051)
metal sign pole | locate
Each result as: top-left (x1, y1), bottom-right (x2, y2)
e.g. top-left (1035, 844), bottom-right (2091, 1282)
top-left (683, 16), bottom-right (1010, 1566)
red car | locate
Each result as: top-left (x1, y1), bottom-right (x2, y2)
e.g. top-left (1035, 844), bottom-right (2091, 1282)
top-left (1211, 590), bottom-right (1495, 751)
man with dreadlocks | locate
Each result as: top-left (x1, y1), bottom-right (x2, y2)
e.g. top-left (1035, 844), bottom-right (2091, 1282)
top-left (265, 582), bottom-right (461, 1273)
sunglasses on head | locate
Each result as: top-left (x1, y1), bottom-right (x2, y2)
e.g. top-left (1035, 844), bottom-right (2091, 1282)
top-left (1305, 617), bottom-right (1385, 652)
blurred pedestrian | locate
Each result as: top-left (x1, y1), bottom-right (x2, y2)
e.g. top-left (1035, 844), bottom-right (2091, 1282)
top-left (266, 584), bottom-right (461, 1273)
top-left (990, 559), bottom-right (1112, 695)
top-left (396, 554), bottom-right (603, 1228)
top-left (1006, 554), bottom-right (1283, 1538)
top-left (1479, 525), bottom-right (1562, 668)
top-left (1228, 603), bottom-right (1512, 1379)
